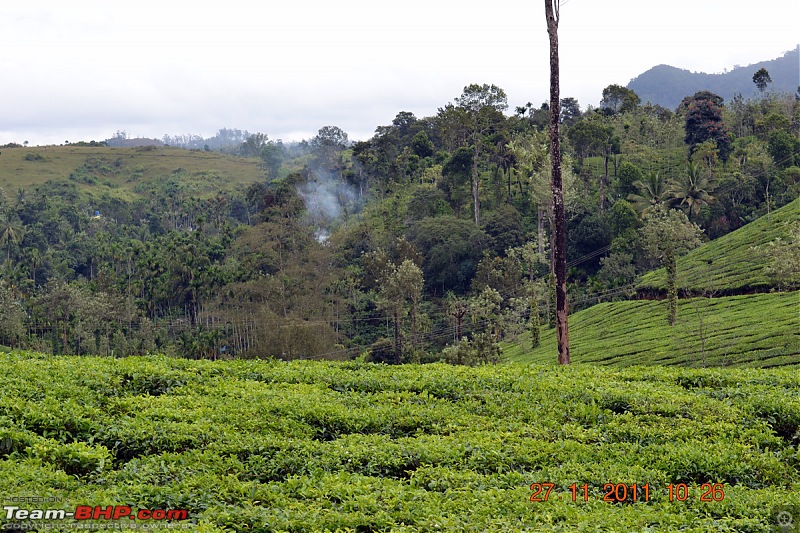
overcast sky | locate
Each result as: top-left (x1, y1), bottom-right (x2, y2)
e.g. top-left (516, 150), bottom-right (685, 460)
top-left (2, 0), bottom-right (798, 146)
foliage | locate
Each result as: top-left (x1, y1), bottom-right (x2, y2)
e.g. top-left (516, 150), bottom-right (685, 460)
top-left (376, 259), bottom-right (425, 363)
top-left (0, 81), bottom-right (796, 362)
top-left (768, 129), bottom-right (800, 168)
top-left (615, 161), bottom-right (642, 199)
top-left (667, 162), bottom-right (717, 220)
top-left (752, 68), bottom-right (772, 93)
top-left (682, 91), bottom-right (733, 162)
top-left (441, 332), bottom-right (502, 366)
top-left (628, 171), bottom-right (670, 214)
top-left (0, 353), bottom-right (798, 531)
top-left (640, 197), bottom-right (800, 293)
top-left (640, 206), bottom-right (703, 325)
top-left (506, 291), bottom-right (800, 367)
top-left (759, 220), bottom-right (800, 290)
top-left (0, 282), bottom-right (25, 348)
top-left (407, 216), bottom-right (489, 295)
top-left (600, 84), bottom-right (641, 114)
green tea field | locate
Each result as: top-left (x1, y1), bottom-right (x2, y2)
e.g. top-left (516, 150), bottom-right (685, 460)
top-left (638, 197), bottom-right (800, 294)
top-left (505, 291), bottom-right (800, 367)
top-left (1, 353), bottom-right (798, 532)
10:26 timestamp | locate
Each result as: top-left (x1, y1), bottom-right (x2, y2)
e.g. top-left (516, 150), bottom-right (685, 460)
top-left (530, 482), bottom-right (725, 503)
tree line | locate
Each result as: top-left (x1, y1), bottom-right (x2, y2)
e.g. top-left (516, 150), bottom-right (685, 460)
top-left (0, 73), bottom-right (797, 362)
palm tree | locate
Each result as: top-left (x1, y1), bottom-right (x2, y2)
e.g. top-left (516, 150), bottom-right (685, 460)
top-left (24, 247), bottom-right (42, 289)
top-left (1, 259), bottom-right (26, 297)
top-left (668, 162), bottom-right (716, 221)
top-left (15, 188), bottom-right (26, 208)
top-left (0, 210), bottom-right (24, 261)
top-left (628, 171), bottom-right (670, 215)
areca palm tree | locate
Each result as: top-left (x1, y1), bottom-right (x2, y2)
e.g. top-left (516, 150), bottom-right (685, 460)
top-left (668, 162), bottom-right (716, 221)
top-left (628, 171), bottom-right (670, 215)
top-left (1, 259), bottom-right (26, 297)
top-left (0, 210), bottom-right (24, 261)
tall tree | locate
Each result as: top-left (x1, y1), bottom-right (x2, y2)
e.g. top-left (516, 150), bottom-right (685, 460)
top-left (311, 125), bottom-right (349, 172)
top-left (566, 117), bottom-right (617, 211)
top-left (559, 97), bottom-right (581, 126)
top-left (600, 84), bottom-right (641, 114)
top-left (545, 0), bottom-right (570, 365)
top-left (377, 259), bottom-right (424, 363)
top-left (445, 291), bottom-right (470, 343)
top-left (240, 133), bottom-right (269, 158)
top-left (0, 282), bottom-right (25, 348)
top-left (508, 132), bottom-right (550, 254)
top-left (640, 206), bottom-right (703, 326)
top-left (0, 210), bottom-right (23, 261)
top-left (442, 83), bottom-right (508, 225)
top-left (752, 68), bottom-right (772, 93)
top-left (681, 91), bottom-right (732, 162)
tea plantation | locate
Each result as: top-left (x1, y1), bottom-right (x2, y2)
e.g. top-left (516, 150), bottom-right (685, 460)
top-left (1, 353), bottom-right (798, 532)
top-left (505, 291), bottom-right (800, 367)
top-left (638, 197), bottom-right (799, 294)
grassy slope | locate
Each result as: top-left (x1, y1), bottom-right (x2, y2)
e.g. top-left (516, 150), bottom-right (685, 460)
top-left (0, 145), bottom-right (264, 198)
top-left (638, 197), bottom-right (800, 293)
top-left (505, 291), bottom-right (800, 367)
top-left (0, 353), bottom-right (798, 532)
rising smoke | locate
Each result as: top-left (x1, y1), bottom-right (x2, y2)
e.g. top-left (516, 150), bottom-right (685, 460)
top-left (297, 168), bottom-right (360, 243)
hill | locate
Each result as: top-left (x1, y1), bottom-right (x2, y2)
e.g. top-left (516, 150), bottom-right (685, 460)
top-left (1, 353), bottom-right (798, 531)
top-left (0, 144), bottom-right (265, 198)
top-left (638, 197), bottom-right (800, 294)
top-left (505, 291), bottom-right (800, 367)
top-left (508, 199), bottom-right (800, 368)
top-left (627, 46), bottom-right (799, 109)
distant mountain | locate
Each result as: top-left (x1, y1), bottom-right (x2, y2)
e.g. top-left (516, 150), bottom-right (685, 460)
top-left (627, 46), bottom-right (799, 110)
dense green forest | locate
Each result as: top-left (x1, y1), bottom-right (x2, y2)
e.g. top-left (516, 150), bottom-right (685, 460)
top-left (0, 79), bottom-right (798, 363)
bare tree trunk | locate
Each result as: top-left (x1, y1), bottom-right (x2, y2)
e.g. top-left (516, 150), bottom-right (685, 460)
top-left (545, 0), bottom-right (570, 365)
top-left (600, 147), bottom-right (609, 213)
top-left (537, 206), bottom-right (546, 256)
top-left (472, 142), bottom-right (481, 225)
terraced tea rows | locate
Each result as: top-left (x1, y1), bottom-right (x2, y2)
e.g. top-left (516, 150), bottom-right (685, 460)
top-left (506, 291), bottom-right (800, 367)
top-left (0, 353), bottom-right (798, 531)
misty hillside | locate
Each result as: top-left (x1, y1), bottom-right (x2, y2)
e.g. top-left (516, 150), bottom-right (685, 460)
top-left (627, 46), bottom-right (799, 109)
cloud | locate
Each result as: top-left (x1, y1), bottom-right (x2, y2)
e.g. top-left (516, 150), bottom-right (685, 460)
top-left (2, 0), bottom-right (797, 146)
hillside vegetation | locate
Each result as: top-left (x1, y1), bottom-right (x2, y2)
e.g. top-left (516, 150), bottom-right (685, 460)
top-left (506, 291), bottom-right (800, 367)
top-left (0, 75), bottom-right (796, 363)
top-left (638, 196), bottom-right (800, 294)
top-left (0, 145), bottom-right (264, 195)
top-left (505, 196), bottom-right (799, 368)
top-left (0, 353), bottom-right (798, 532)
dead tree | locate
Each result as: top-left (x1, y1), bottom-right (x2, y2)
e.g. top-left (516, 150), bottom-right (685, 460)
top-left (545, 0), bottom-right (570, 365)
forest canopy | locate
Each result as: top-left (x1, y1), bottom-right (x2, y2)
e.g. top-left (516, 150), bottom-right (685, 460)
top-left (0, 77), bottom-right (797, 363)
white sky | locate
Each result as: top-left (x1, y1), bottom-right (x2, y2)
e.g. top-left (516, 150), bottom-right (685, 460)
top-left (2, 0), bottom-right (798, 146)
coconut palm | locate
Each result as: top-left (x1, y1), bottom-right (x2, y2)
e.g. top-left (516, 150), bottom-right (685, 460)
top-left (627, 171), bottom-right (670, 215)
top-left (668, 162), bottom-right (716, 221)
